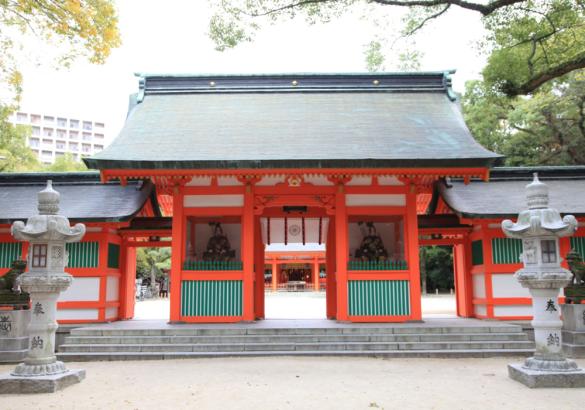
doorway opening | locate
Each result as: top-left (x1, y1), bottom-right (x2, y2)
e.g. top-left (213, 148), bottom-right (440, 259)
top-left (259, 205), bottom-right (331, 320)
top-left (420, 245), bottom-right (457, 318)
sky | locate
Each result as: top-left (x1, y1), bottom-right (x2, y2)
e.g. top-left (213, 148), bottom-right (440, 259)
top-left (17, 1), bottom-right (488, 143)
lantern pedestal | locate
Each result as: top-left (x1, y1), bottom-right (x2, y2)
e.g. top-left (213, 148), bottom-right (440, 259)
top-left (502, 174), bottom-right (585, 388)
top-left (0, 180), bottom-right (86, 394)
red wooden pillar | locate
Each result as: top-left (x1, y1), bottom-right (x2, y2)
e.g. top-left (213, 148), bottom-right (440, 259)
top-left (242, 184), bottom-right (255, 321)
top-left (326, 216), bottom-right (337, 319)
top-left (406, 191), bottom-right (422, 321)
top-left (313, 258), bottom-right (320, 291)
top-left (118, 239), bottom-right (137, 320)
top-left (271, 261), bottom-right (278, 291)
top-left (335, 188), bottom-right (349, 321)
top-left (454, 242), bottom-right (473, 317)
top-left (169, 186), bottom-right (184, 322)
top-left (254, 216), bottom-right (265, 319)
top-left (97, 232), bottom-right (109, 322)
top-left (481, 224), bottom-right (495, 318)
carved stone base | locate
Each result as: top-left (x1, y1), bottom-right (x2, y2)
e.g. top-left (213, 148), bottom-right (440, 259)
top-left (11, 360), bottom-right (67, 377)
top-left (508, 363), bottom-right (585, 388)
top-left (523, 356), bottom-right (579, 372)
top-left (0, 369), bottom-right (85, 394)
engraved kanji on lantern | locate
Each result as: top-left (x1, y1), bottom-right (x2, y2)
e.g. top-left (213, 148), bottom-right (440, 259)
top-left (502, 173), bottom-right (580, 374)
top-left (9, 180), bottom-right (85, 377)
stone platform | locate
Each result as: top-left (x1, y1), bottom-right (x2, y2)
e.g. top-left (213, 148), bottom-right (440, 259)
top-left (56, 318), bottom-right (535, 361)
top-left (0, 369), bottom-right (85, 394)
top-left (508, 363), bottom-right (585, 388)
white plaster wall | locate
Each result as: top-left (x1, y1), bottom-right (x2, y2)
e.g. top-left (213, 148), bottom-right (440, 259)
top-left (474, 304), bottom-right (487, 316)
top-left (184, 194), bottom-right (243, 207)
top-left (57, 309), bottom-right (99, 320)
top-left (346, 194), bottom-right (405, 207)
top-left (491, 274), bottom-right (531, 298)
top-left (217, 176), bottom-right (242, 186)
top-left (106, 276), bottom-right (119, 302)
top-left (59, 277), bottom-right (100, 302)
top-left (105, 307), bottom-right (118, 319)
top-left (186, 176), bottom-right (212, 186)
top-left (494, 305), bottom-right (532, 317)
top-left (378, 176), bottom-right (403, 186)
top-left (256, 175), bottom-right (286, 186)
top-left (346, 176), bottom-right (372, 186)
top-left (304, 175), bottom-right (334, 186)
top-left (194, 223), bottom-right (241, 260)
top-left (472, 274), bottom-right (486, 298)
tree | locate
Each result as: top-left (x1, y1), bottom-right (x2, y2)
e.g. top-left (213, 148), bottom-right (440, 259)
top-left (463, 70), bottom-right (585, 166)
top-left (44, 153), bottom-right (88, 172)
top-left (420, 246), bottom-right (454, 292)
top-left (136, 247), bottom-right (171, 294)
top-left (208, 0), bottom-right (585, 96)
top-left (0, 106), bottom-right (39, 172)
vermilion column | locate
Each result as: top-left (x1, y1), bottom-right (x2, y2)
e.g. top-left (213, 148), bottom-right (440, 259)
top-left (254, 216), bottom-right (265, 319)
top-left (271, 261), bottom-right (278, 291)
top-left (406, 191), bottom-right (422, 321)
top-left (326, 216), bottom-right (337, 319)
top-left (313, 258), bottom-right (320, 291)
top-left (335, 188), bottom-right (349, 321)
top-left (242, 185), bottom-right (255, 321)
top-left (169, 186), bottom-right (184, 322)
top-left (118, 240), bottom-right (137, 320)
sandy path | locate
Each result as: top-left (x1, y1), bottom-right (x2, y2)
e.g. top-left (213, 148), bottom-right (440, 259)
top-left (1, 356), bottom-right (584, 409)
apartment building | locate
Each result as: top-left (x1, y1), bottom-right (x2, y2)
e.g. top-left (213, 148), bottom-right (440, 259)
top-left (9, 111), bottom-right (107, 164)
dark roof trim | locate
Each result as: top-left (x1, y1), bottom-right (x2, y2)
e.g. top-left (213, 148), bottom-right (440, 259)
top-left (0, 171), bottom-right (100, 184)
top-left (489, 166), bottom-right (585, 181)
top-left (136, 71), bottom-right (458, 101)
top-left (83, 157), bottom-right (501, 171)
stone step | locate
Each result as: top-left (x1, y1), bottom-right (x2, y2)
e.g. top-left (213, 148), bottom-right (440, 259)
top-left (69, 326), bottom-right (523, 337)
top-left (57, 348), bottom-right (534, 362)
top-left (58, 340), bottom-right (534, 353)
top-left (63, 332), bottom-right (529, 345)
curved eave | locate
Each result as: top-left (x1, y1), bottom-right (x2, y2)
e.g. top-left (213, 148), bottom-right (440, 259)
top-left (84, 157), bottom-right (502, 171)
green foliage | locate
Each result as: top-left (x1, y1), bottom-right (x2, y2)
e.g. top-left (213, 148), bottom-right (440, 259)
top-left (208, 0), bottom-right (585, 95)
top-left (43, 153), bottom-right (88, 172)
top-left (463, 71), bottom-right (585, 165)
top-left (136, 247), bottom-right (171, 280)
top-left (0, 106), bottom-right (39, 172)
top-left (420, 246), bottom-right (454, 292)
top-left (483, 0), bottom-right (585, 96)
top-left (364, 40), bottom-right (385, 72)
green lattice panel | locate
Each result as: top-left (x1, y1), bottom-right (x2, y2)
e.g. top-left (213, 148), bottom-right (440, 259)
top-left (472, 240), bottom-right (484, 266)
top-left (181, 280), bottom-right (242, 317)
top-left (183, 260), bottom-right (243, 271)
top-left (348, 280), bottom-right (410, 316)
top-left (347, 260), bottom-right (407, 271)
top-left (66, 242), bottom-right (99, 268)
top-left (570, 237), bottom-right (585, 259)
top-left (0, 242), bottom-right (22, 268)
top-left (107, 243), bottom-right (120, 269)
top-left (491, 238), bottom-right (523, 264)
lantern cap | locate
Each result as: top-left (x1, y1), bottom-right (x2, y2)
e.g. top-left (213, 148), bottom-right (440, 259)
top-left (37, 180), bottom-right (60, 215)
top-left (526, 173), bottom-right (548, 210)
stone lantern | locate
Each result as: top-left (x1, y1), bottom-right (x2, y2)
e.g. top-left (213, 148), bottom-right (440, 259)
top-left (0, 181), bottom-right (86, 394)
top-left (502, 173), bottom-right (585, 388)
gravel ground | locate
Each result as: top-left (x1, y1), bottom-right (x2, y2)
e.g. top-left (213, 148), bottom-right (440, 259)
top-left (1, 356), bottom-right (584, 409)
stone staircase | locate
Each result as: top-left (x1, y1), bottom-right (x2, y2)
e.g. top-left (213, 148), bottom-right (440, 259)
top-left (57, 323), bottom-right (534, 361)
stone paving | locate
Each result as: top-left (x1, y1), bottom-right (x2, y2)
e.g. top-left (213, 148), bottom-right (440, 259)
top-left (1, 356), bottom-right (584, 409)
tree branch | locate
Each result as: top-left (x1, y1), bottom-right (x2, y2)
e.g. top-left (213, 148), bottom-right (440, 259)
top-left (403, 4), bottom-right (451, 36)
top-left (504, 54), bottom-right (585, 96)
top-left (371, 0), bottom-right (527, 16)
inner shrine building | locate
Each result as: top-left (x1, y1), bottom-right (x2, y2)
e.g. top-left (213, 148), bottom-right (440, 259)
top-left (3, 72), bottom-right (583, 325)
